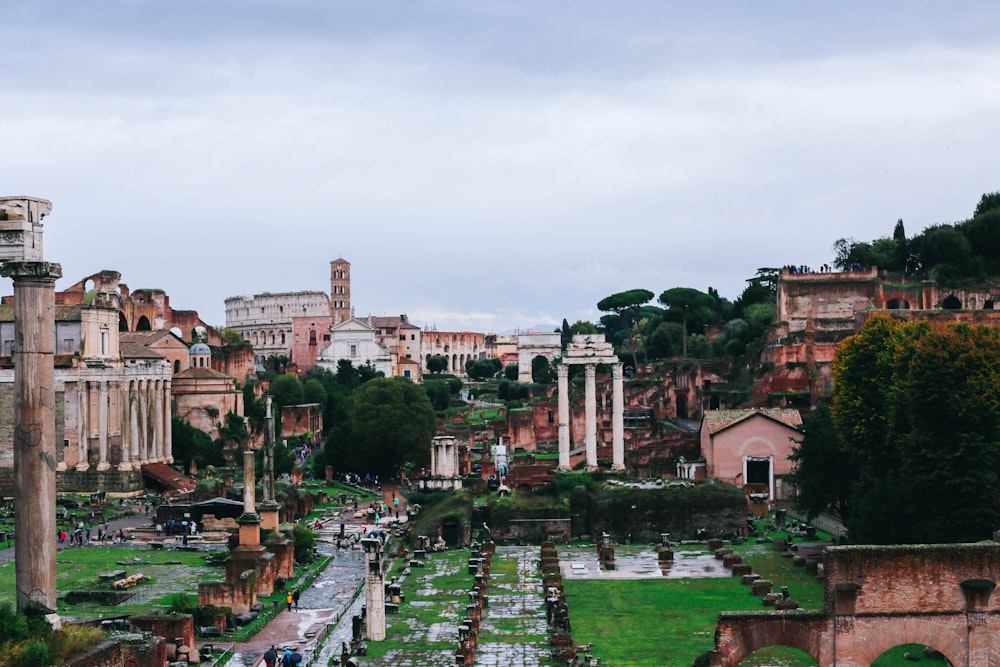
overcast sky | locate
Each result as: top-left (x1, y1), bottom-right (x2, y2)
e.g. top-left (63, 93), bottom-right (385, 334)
top-left (3, 1), bottom-right (999, 333)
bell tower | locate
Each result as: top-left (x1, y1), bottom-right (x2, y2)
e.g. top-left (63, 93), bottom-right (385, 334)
top-left (330, 258), bottom-right (351, 324)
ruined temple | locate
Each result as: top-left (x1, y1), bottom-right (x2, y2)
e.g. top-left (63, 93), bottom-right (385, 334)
top-left (752, 266), bottom-right (1000, 407)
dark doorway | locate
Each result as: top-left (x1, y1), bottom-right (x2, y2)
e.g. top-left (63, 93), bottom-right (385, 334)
top-left (677, 395), bottom-right (688, 420)
top-left (441, 519), bottom-right (460, 547)
top-left (942, 295), bottom-right (962, 310)
top-left (746, 458), bottom-right (771, 486)
top-left (886, 298), bottom-right (910, 310)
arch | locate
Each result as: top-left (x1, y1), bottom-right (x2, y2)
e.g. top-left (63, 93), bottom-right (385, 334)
top-left (136, 315), bottom-right (152, 331)
top-left (169, 326), bottom-right (183, 338)
top-left (886, 298), bottom-right (910, 310)
top-left (118, 312), bottom-right (129, 332)
top-left (452, 353), bottom-right (457, 371)
top-left (942, 294), bottom-right (962, 310)
top-left (715, 618), bottom-right (825, 666)
top-left (849, 618), bottom-right (965, 667)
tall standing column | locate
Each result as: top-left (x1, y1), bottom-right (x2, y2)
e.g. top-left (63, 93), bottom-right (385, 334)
top-left (259, 396), bottom-right (281, 531)
top-left (153, 380), bottom-right (164, 461)
top-left (96, 381), bottom-right (110, 470)
top-left (2, 261), bottom-right (62, 614)
top-left (76, 382), bottom-right (89, 470)
top-left (363, 536), bottom-right (387, 640)
top-left (611, 363), bottom-right (625, 471)
top-left (557, 364), bottom-right (570, 471)
top-left (162, 379), bottom-right (173, 462)
top-left (584, 363), bottom-right (597, 469)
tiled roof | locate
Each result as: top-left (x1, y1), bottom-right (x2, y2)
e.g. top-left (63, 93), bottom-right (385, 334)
top-left (0, 304), bottom-right (82, 322)
top-left (120, 342), bottom-right (165, 359)
top-left (174, 367), bottom-right (231, 380)
top-left (703, 408), bottom-right (803, 434)
top-left (120, 330), bottom-right (183, 346)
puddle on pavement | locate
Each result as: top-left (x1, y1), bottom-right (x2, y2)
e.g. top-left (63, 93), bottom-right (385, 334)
top-left (560, 547), bottom-right (729, 579)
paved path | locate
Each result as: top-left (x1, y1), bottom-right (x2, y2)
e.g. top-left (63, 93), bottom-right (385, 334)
top-left (0, 511), bottom-right (153, 563)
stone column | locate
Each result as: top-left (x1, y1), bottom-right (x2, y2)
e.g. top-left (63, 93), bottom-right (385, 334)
top-left (162, 379), bottom-right (173, 462)
top-left (557, 364), bottom-right (570, 471)
top-left (363, 536), bottom-right (386, 641)
top-left (153, 380), bottom-right (164, 461)
top-left (2, 260), bottom-right (62, 614)
top-left (118, 383), bottom-right (131, 471)
top-left (96, 381), bottom-right (110, 470)
top-left (611, 363), bottom-right (625, 471)
top-left (584, 363), bottom-right (597, 469)
top-left (129, 388), bottom-right (140, 462)
top-left (238, 443), bottom-right (261, 550)
top-left (76, 382), bottom-right (89, 470)
top-left (259, 396), bottom-right (281, 531)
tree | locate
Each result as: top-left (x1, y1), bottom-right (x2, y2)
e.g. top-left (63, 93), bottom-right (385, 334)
top-left (343, 377), bottom-right (437, 477)
top-left (423, 380), bottom-right (450, 411)
top-left (302, 378), bottom-right (327, 408)
top-left (427, 354), bottom-right (448, 375)
top-left (658, 287), bottom-right (719, 356)
top-left (802, 316), bottom-right (1000, 543)
top-left (504, 363), bottom-right (518, 381)
top-left (788, 405), bottom-right (855, 522)
top-left (597, 289), bottom-right (654, 371)
top-left (172, 417), bottom-right (222, 470)
top-left (531, 355), bottom-right (555, 384)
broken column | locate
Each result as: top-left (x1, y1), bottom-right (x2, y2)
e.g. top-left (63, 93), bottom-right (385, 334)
top-left (363, 535), bottom-right (387, 641)
top-left (0, 196), bottom-right (60, 615)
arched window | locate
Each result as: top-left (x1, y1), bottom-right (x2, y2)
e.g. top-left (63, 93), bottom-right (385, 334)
top-left (119, 312), bottom-right (129, 332)
top-left (136, 315), bottom-right (152, 331)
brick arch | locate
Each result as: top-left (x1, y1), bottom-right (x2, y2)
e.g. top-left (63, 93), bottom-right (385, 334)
top-left (849, 617), bottom-right (965, 667)
top-left (712, 613), bottom-right (828, 667)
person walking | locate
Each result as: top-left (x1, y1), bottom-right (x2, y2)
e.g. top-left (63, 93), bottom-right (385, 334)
top-left (292, 588), bottom-right (300, 609)
top-left (263, 645), bottom-right (278, 667)
top-left (286, 591), bottom-right (293, 612)
top-left (282, 647), bottom-right (293, 666)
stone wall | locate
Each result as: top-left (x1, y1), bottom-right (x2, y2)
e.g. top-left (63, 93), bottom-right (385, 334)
top-left (64, 633), bottom-right (167, 667)
top-left (0, 467), bottom-right (144, 495)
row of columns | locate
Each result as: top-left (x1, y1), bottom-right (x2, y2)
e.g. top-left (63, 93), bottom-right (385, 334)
top-left (70, 376), bottom-right (172, 471)
top-left (557, 362), bottom-right (625, 471)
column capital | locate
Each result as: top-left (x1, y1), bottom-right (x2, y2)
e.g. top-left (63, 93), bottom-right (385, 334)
top-left (557, 364), bottom-right (569, 378)
top-left (0, 261), bottom-right (62, 282)
top-left (584, 363), bottom-right (596, 377)
top-left (612, 363), bottom-right (624, 379)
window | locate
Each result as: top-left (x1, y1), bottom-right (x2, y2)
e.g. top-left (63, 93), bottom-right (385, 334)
top-left (411, 334), bottom-right (415, 340)
top-left (174, 360), bottom-right (180, 373)
top-left (350, 345), bottom-right (357, 356)
top-left (323, 334), bottom-right (330, 342)
top-left (623, 409), bottom-right (652, 429)
top-left (404, 369), bottom-right (411, 378)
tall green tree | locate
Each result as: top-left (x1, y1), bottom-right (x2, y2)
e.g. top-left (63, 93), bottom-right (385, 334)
top-left (342, 377), bottom-right (437, 477)
top-left (807, 316), bottom-right (1000, 543)
top-left (597, 289), bottom-right (654, 371)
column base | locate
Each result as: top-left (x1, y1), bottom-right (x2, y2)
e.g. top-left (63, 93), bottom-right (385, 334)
top-left (75, 463), bottom-right (90, 472)
top-left (556, 466), bottom-right (571, 473)
top-left (118, 462), bottom-right (134, 471)
top-left (611, 463), bottom-right (626, 471)
top-left (586, 465), bottom-right (599, 472)
top-left (56, 462), bottom-right (67, 472)
top-left (96, 462), bottom-right (111, 471)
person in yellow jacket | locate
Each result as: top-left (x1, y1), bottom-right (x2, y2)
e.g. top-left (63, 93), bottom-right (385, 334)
top-left (286, 591), bottom-right (293, 612)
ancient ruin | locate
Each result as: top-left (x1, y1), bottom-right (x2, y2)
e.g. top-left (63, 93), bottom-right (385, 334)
top-left (557, 334), bottom-right (624, 470)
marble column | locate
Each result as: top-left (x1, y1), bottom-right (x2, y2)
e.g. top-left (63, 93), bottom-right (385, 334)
top-left (163, 379), bottom-right (173, 462)
top-left (238, 443), bottom-right (261, 549)
top-left (96, 381), bottom-right (110, 470)
top-left (612, 363), bottom-right (625, 471)
top-left (2, 260), bottom-right (62, 614)
top-left (363, 537), bottom-right (387, 640)
top-left (153, 380), bottom-right (164, 461)
top-left (556, 364), bottom-right (570, 471)
top-left (259, 396), bottom-right (281, 531)
top-left (76, 382), bottom-right (89, 470)
top-left (117, 382), bottom-right (131, 471)
top-left (584, 364), bottom-right (597, 469)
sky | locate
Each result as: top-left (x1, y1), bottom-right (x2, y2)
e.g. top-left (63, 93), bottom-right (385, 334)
top-left (3, 1), bottom-right (999, 334)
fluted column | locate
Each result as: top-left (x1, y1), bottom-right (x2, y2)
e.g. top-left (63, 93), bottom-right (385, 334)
top-left (557, 364), bottom-right (570, 471)
top-left (612, 363), bottom-right (625, 471)
top-left (584, 363), bottom-right (597, 469)
top-left (117, 382), bottom-right (131, 470)
top-left (137, 380), bottom-right (148, 460)
top-left (2, 260), bottom-right (61, 614)
top-left (129, 385), bottom-right (140, 462)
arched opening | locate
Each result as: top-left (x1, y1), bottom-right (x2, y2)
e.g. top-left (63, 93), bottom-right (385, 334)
top-left (737, 646), bottom-right (818, 666)
top-left (676, 394), bottom-right (689, 420)
top-left (872, 644), bottom-right (951, 666)
top-left (886, 298), bottom-right (910, 310)
top-left (136, 315), bottom-right (152, 331)
top-left (118, 312), bottom-right (129, 331)
top-left (169, 326), bottom-right (183, 339)
top-left (193, 325), bottom-right (207, 342)
top-left (173, 360), bottom-right (180, 373)
top-left (942, 295), bottom-right (962, 310)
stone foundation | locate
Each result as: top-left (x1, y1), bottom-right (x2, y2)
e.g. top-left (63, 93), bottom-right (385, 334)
top-left (0, 466), bottom-right (145, 495)
top-left (64, 632), bottom-right (167, 667)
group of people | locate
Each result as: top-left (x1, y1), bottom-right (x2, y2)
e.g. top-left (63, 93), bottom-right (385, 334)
top-left (155, 518), bottom-right (197, 537)
top-left (262, 644), bottom-right (302, 666)
top-left (57, 522), bottom-right (126, 546)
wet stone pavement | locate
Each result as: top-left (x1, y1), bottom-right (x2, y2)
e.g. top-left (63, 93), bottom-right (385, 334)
top-left (315, 545), bottom-right (548, 667)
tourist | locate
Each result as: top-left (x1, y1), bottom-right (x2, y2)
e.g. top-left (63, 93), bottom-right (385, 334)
top-left (282, 648), bottom-right (293, 666)
top-left (292, 589), bottom-right (300, 609)
top-left (286, 591), bottom-right (293, 612)
top-left (263, 645), bottom-right (277, 667)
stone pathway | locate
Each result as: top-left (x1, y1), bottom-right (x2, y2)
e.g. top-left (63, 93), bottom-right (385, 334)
top-left (315, 545), bottom-right (548, 667)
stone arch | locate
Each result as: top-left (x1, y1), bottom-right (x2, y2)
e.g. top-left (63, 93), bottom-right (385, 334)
top-left (849, 618), bottom-right (966, 667)
top-left (942, 294), bottom-right (962, 309)
top-left (886, 297), bottom-right (910, 309)
top-left (136, 315), bottom-right (152, 331)
top-left (118, 312), bottom-right (129, 331)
